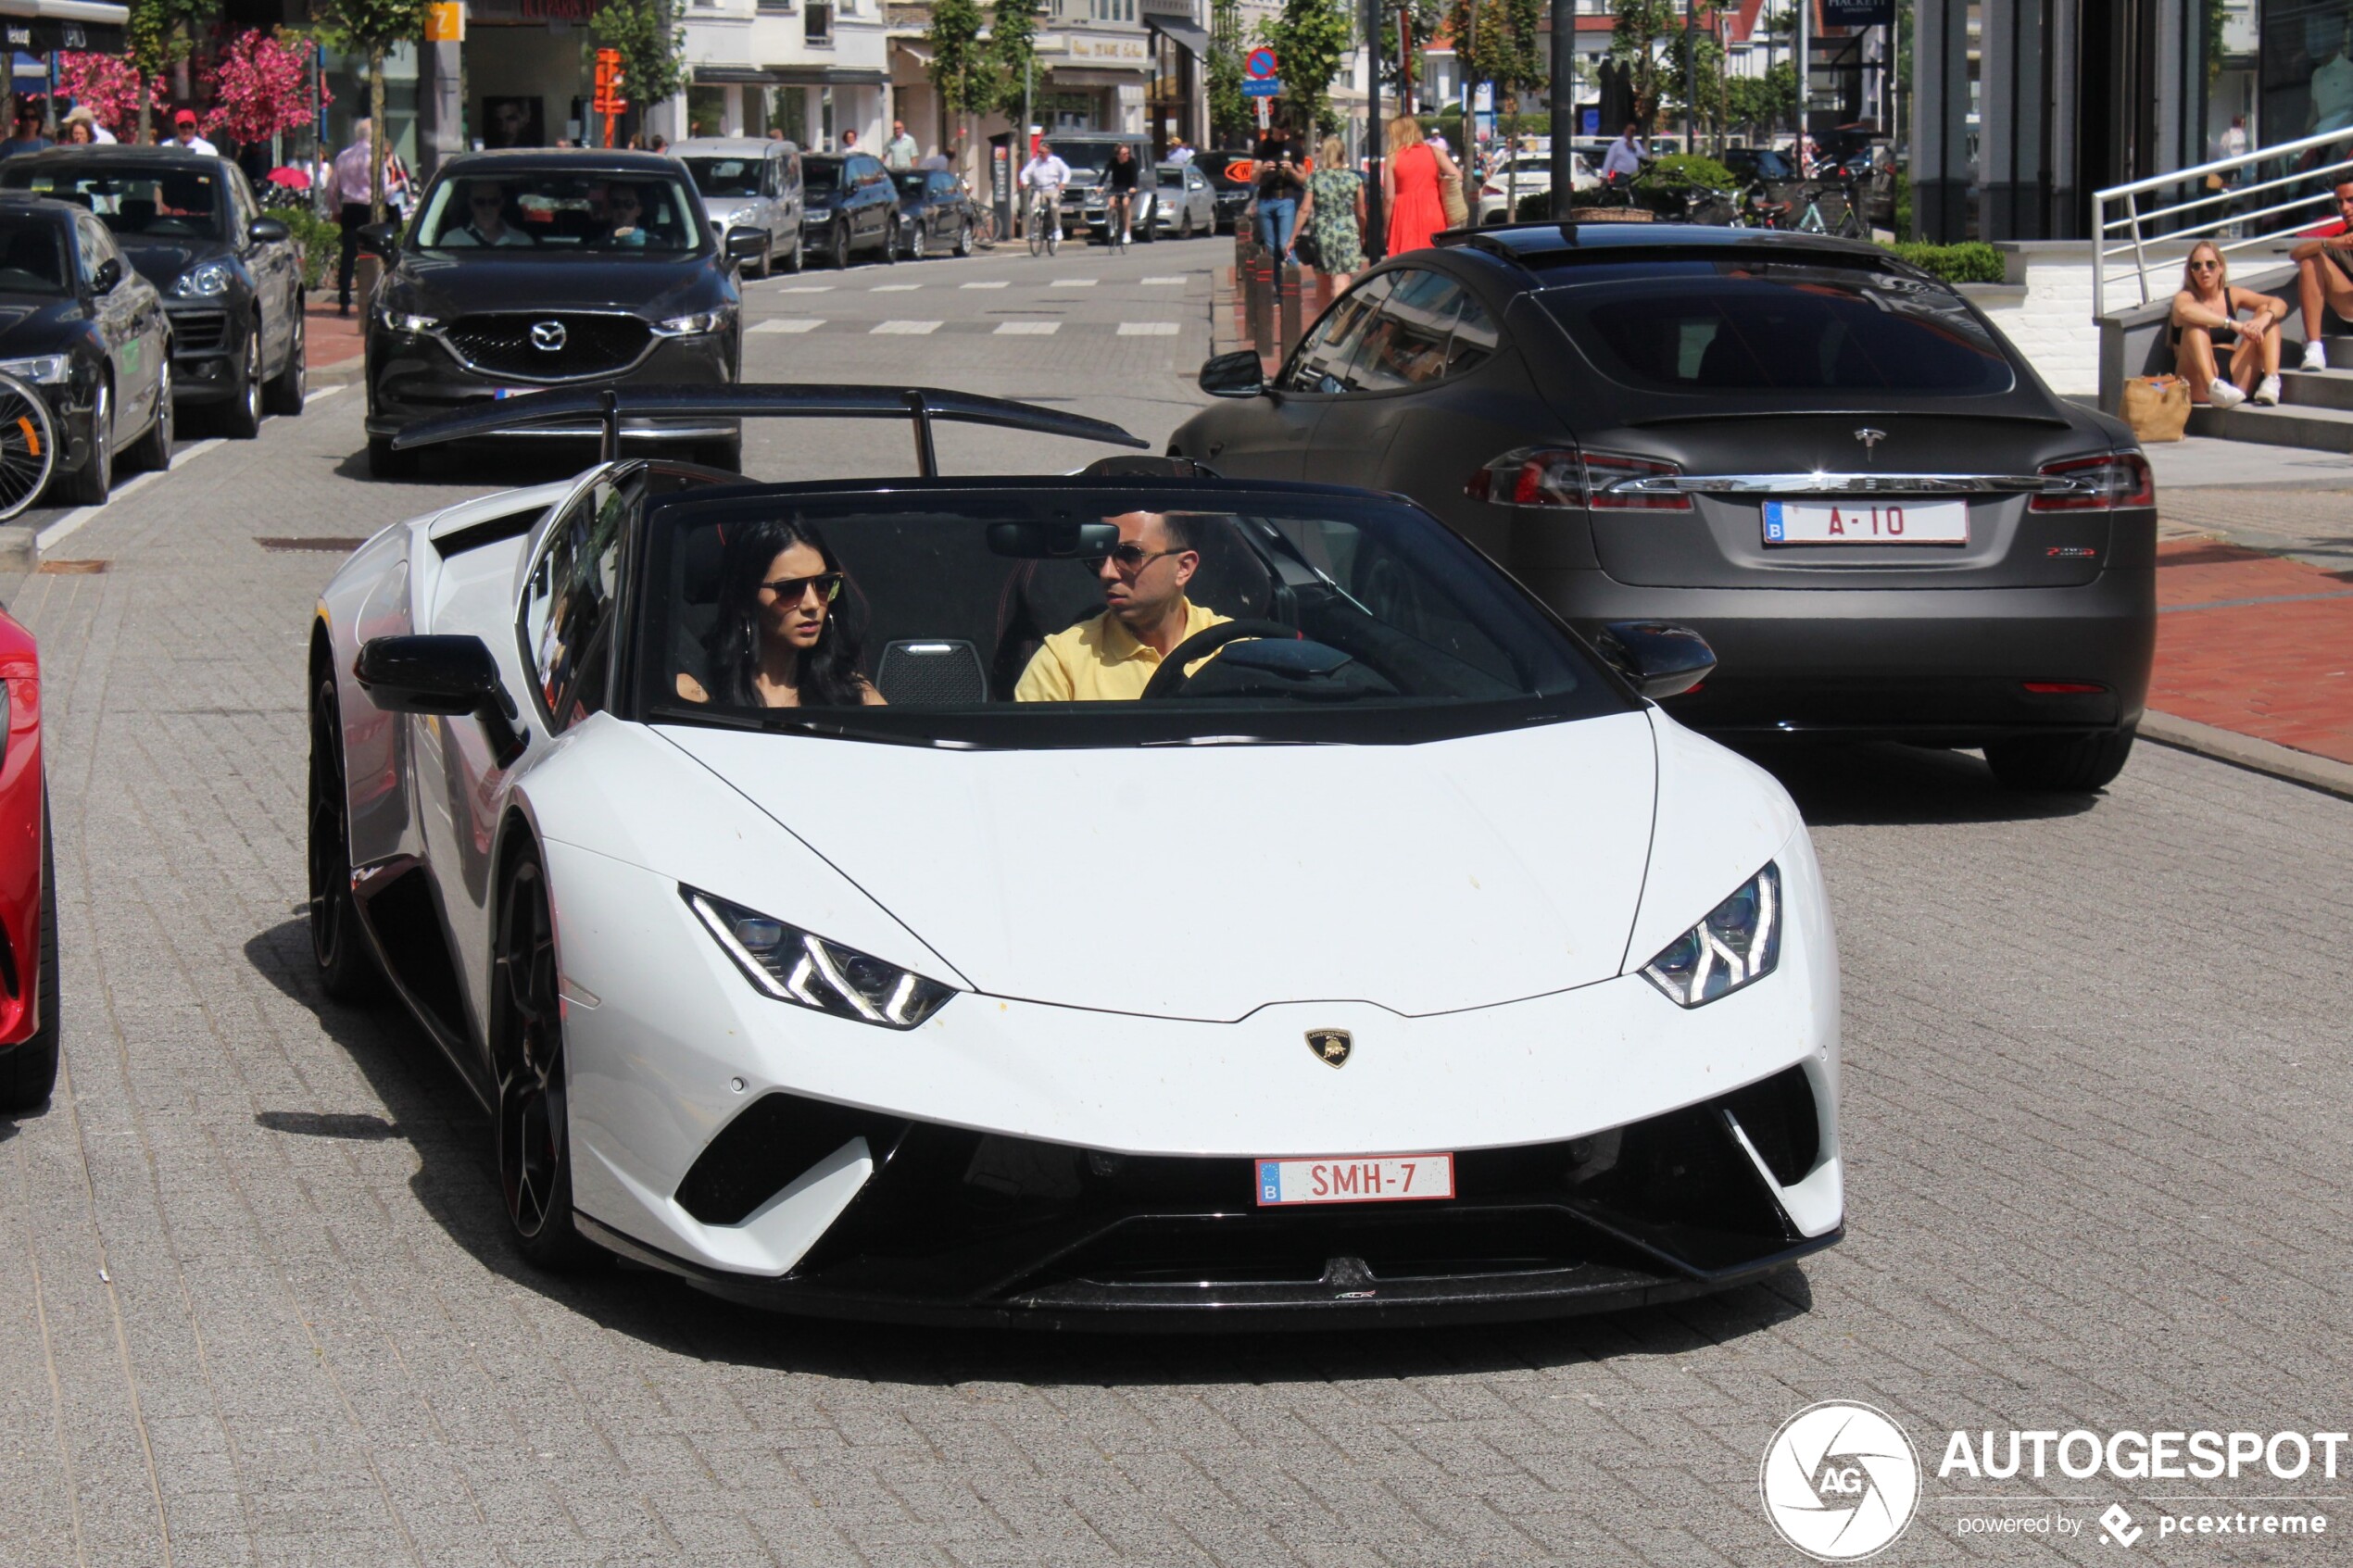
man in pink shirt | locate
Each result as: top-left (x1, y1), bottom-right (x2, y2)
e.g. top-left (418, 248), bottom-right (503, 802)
top-left (332, 119), bottom-right (375, 316)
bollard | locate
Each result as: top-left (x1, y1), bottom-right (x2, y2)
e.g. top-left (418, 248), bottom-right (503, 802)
top-left (1242, 243), bottom-right (1275, 358)
top-left (1277, 262), bottom-right (1303, 354)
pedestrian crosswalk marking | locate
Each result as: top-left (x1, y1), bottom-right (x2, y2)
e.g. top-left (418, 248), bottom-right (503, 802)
top-left (777, 285), bottom-right (834, 294)
top-left (1117, 321), bottom-right (1181, 335)
top-left (1051, 278), bottom-right (1099, 288)
top-left (995, 321), bottom-right (1060, 334)
top-left (1142, 277), bottom-right (1187, 285)
top-left (873, 320), bottom-right (943, 334)
top-left (750, 319), bottom-right (824, 333)
top-left (872, 283), bottom-right (921, 292)
top-left (961, 280), bottom-right (1010, 289)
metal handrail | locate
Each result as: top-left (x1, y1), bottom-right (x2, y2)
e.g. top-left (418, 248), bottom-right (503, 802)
top-left (2092, 125), bottom-right (2353, 321)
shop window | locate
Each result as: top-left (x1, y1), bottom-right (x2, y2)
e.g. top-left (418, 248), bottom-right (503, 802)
top-left (806, 0), bottom-right (833, 42)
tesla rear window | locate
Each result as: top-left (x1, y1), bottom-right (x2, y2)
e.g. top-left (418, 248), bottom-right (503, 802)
top-left (634, 486), bottom-right (1627, 748)
top-left (1541, 264), bottom-right (2016, 396)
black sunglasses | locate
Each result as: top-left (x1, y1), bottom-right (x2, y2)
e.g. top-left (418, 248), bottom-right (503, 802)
top-left (761, 571), bottom-right (844, 604)
top-left (1088, 542), bottom-right (1189, 572)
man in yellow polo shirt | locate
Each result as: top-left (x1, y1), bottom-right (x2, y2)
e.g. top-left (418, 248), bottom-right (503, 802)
top-left (1013, 510), bottom-right (1231, 701)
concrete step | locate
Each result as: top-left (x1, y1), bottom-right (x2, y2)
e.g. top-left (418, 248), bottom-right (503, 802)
top-left (2185, 398), bottom-right (2353, 452)
top-left (2326, 335), bottom-right (2353, 370)
top-left (2279, 367), bottom-right (2353, 411)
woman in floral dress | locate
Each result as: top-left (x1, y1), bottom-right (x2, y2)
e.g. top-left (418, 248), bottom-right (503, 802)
top-left (1297, 134), bottom-right (1366, 289)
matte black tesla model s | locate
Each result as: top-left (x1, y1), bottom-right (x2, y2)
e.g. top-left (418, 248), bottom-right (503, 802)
top-left (1173, 224), bottom-right (2157, 791)
top-left (360, 149), bottom-right (760, 478)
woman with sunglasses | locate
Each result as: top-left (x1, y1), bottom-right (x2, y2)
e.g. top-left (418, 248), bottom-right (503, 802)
top-left (2171, 240), bottom-right (2284, 408)
top-left (679, 517), bottom-right (882, 707)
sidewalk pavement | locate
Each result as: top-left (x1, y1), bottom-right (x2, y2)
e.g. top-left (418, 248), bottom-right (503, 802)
top-left (306, 295), bottom-right (363, 377)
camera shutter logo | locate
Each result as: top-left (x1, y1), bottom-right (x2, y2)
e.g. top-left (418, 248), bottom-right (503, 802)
top-left (530, 320), bottom-right (568, 353)
top-left (1759, 1401), bottom-right (1921, 1561)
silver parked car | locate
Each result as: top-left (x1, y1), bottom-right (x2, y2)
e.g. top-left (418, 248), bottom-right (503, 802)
top-left (1152, 162), bottom-right (1218, 239)
top-left (673, 136), bottom-right (803, 277)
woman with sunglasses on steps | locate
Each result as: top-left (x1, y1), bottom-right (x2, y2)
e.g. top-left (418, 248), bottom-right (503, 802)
top-left (679, 517), bottom-right (883, 707)
top-left (2171, 240), bottom-right (2286, 408)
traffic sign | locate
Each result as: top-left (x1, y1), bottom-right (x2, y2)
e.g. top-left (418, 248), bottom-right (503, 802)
top-left (1242, 79), bottom-right (1281, 96)
top-left (1246, 47), bottom-right (1277, 79)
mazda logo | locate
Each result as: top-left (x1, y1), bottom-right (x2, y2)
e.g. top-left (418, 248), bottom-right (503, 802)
top-left (529, 320), bottom-right (567, 352)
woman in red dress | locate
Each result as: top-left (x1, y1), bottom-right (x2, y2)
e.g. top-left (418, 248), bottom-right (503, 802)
top-left (1382, 113), bottom-right (1459, 257)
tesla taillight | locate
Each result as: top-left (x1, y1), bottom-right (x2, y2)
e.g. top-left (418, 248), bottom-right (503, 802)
top-left (2030, 451), bottom-right (2154, 511)
top-left (1465, 447), bottom-right (1692, 510)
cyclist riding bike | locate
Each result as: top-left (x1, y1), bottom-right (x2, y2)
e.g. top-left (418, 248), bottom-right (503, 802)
top-left (1020, 141), bottom-right (1072, 251)
top-left (1105, 144), bottom-right (1141, 246)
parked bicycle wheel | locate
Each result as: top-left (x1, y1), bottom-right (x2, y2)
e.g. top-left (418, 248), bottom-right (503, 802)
top-left (0, 372), bottom-right (57, 521)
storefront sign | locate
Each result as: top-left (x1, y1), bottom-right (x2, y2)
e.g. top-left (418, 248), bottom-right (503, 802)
top-left (1819, 0), bottom-right (1894, 24)
top-left (425, 2), bottom-right (464, 42)
top-left (1035, 33), bottom-right (1151, 63)
top-left (469, 0), bottom-right (598, 23)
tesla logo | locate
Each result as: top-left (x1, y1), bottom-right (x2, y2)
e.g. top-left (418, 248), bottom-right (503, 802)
top-left (529, 320), bottom-right (568, 352)
top-left (1854, 428), bottom-right (1886, 458)
top-left (1305, 1029), bottom-right (1352, 1067)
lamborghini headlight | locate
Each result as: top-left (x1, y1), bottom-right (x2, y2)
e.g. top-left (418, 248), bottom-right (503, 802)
top-left (1640, 863), bottom-right (1780, 1007)
top-left (0, 354), bottom-right (69, 384)
top-left (686, 888), bottom-right (956, 1029)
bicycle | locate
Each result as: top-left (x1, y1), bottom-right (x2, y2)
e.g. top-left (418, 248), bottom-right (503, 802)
top-left (1793, 179), bottom-right (1868, 239)
top-left (1026, 187), bottom-right (1062, 257)
top-left (970, 205), bottom-right (998, 247)
top-left (0, 371), bottom-right (57, 521)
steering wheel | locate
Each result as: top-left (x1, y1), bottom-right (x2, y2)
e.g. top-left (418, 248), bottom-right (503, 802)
top-left (1138, 619), bottom-right (1310, 700)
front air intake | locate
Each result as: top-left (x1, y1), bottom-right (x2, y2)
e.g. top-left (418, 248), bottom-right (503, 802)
top-left (674, 1093), bottom-right (909, 1226)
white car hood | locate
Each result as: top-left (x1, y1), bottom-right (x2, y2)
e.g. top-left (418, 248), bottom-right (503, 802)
top-left (657, 712), bottom-right (1658, 1021)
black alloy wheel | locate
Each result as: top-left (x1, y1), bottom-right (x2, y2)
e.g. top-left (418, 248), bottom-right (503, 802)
top-left (124, 359), bottom-right (172, 472)
top-left (491, 846), bottom-right (601, 1269)
top-left (1178, 205), bottom-right (1194, 239)
top-left (784, 232), bottom-right (804, 273)
top-left (908, 221), bottom-right (926, 260)
top-left (882, 220), bottom-right (900, 264)
top-left (954, 220), bottom-right (974, 257)
top-left (223, 327), bottom-right (262, 438)
top-left (60, 382), bottom-right (110, 506)
top-left (1984, 728), bottom-right (2138, 793)
top-left (0, 808), bottom-right (59, 1113)
top-left (264, 304), bottom-right (307, 415)
top-left (308, 670), bottom-right (384, 1001)
top-left (829, 224), bottom-right (850, 270)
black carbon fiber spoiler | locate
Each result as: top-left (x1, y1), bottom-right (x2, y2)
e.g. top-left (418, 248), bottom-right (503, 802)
top-left (386, 383), bottom-right (1149, 475)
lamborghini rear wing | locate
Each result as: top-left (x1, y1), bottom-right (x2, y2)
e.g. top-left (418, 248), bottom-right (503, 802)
top-left (385, 383), bottom-right (1149, 476)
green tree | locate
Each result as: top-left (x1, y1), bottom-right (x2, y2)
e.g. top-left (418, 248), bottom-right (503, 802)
top-left (1725, 60), bottom-right (1795, 137)
top-left (1208, 0), bottom-right (1248, 144)
top-left (591, 0), bottom-right (687, 132)
top-left (127, 0), bottom-right (217, 144)
top-left (1605, 0), bottom-right (1677, 127)
top-left (1380, 0), bottom-right (1443, 95)
top-left (311, 0), bottom-right (426, 220)
top-left (1663, 23), bottom-right (1727, 147)
top-left (1260, 0), bottom-right (1352, 138)
top-left (925, 0), bottom-right (1000, 141)
top-left (989, 0), bottom-right (1041, 126)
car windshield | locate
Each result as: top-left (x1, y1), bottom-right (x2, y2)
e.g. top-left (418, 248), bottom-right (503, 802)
top-left (1053, 142), bottom-right (1136, 173)
top-left (4, 166), bottom-right (222, 239)
top-left (414, 170), bottom-right (705, 253)
top-left (683, 157), bottom-right (762, 198)
top-left (1539, 259), bottom-right (2017, 396)
top-left (0, 216), bottom-right (67, 293)
top-left (891, 171), bottom-right (927, 197)
top-left (803, 159), bottom-right (842, 192)
top-left (635, 484), bottom-right (1624, 747)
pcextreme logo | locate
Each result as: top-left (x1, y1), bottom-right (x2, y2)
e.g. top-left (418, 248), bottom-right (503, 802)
top-left (1760, 1401), bottom-right (1923, 1561)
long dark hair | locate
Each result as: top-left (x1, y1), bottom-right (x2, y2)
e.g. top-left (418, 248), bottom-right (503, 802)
top-left (705, 516), bottom-right (867, 707)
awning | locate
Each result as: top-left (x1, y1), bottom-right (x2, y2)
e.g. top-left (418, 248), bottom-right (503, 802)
top-left (1144, 15), bottom-right (1211, 60)
top-left (693, 66), bottom-right (784, 86)
top-left (768, 65), bottom-right (891, 87)
top-left (0, 0), bottom-right (127, 53)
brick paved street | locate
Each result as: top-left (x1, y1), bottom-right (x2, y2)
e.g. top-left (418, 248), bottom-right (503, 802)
top-left (2, 240), bottom-right (2349, 1567)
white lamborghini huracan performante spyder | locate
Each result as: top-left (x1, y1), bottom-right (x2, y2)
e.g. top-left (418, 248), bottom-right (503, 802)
top-left (309, 385), bottom-right (1843, 1328)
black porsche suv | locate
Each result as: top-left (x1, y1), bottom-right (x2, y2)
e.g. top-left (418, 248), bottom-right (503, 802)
top-left (359, 149), bottom-right (761, 477)
top-left (1, 145), bottom-right (307, 435)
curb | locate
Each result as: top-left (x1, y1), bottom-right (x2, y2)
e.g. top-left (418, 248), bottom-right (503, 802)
top-left (2140, 710), bottom-right (2353, 802)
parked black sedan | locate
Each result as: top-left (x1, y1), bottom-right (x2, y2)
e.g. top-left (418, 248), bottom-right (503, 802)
top-left (891, 169), bottom-right (975, 259)
top-left (1, 145), bottom-right (306, 436)
top-left (359, 150), bottom-right (758, 477)
top-left (1172, 224), bottom-right (2157, 792)
top-left (0, 194), bottom-right (172, 509)
top-left (801, 153), bottom-right (900, 269)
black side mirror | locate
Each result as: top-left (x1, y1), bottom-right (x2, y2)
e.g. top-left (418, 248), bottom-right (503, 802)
top-left (356, 220), bottom-right (399, 257)
top-left (1594, 621), bottom-right (1716, 700)
top-left (724, 228), bottom-right (767, 261)
top-left (1198, 349), bottom-right (1266, 399)
top-left (247, 216), bottom-right (290, 245)
top-left (355, 634), bottom-right (528, 766)
top-left (91, 257), bottom-right (121, 295)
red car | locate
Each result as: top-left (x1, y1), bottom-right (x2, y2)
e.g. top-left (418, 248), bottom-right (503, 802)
top-left (0, 607), bottom-right (52, 1112)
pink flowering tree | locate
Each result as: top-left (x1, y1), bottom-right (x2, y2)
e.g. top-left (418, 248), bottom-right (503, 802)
top-left (204, 30), bottom-right (324, 146)
top-left (56, 51), bottom-right (168, 136)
